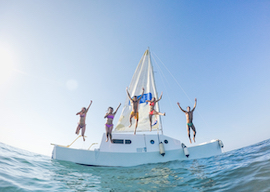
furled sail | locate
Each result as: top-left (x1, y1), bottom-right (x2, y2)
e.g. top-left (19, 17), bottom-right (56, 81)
top-left (114, 49), bottom-right (161, 132)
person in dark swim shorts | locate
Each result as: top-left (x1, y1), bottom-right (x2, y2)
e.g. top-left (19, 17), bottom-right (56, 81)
top-left (177, 98), bottom-right (197, 143)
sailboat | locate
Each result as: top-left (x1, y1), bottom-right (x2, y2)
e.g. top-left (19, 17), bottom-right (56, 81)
top-left (51, 49), bottom-right (224, 167)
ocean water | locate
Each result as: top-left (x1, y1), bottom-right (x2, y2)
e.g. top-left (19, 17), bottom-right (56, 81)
top-left (1, 140), bottom-right (270, 192)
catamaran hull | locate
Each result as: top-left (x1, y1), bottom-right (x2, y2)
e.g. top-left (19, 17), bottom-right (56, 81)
top-left (52, 134), bottom-right (223, 167)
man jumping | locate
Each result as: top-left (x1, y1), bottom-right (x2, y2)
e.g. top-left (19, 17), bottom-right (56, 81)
top-left (177, 98), bottom-right (197, 143)
top-left (126, 87), bottom-right (144, 134)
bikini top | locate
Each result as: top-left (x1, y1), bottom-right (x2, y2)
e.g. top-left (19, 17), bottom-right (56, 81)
top-left (107, 115), bottom-right (114, 119)
top-left (149, 102), bottom-right (155, 106)
top-left (80, 113), bottom-right (85, 118)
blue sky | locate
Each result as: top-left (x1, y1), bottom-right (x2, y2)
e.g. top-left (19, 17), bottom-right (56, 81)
top-left (0, 0), bottom-right (270, 156)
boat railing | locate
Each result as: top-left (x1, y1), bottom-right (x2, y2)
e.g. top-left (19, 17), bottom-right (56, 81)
top-left (66, 135), bottom-right (86, 147)
top-left (88, 143), bottom-right (98, 150)
top-left (51, 135), bottom-right (98, 150)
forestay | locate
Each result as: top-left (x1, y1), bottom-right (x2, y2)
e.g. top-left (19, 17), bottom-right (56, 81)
top-left (114, 49), bottom-right (162, 133)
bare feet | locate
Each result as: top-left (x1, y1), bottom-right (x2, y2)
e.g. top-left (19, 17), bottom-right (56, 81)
top-left (106, 139), bottom-right (108, 142)
top-left (193, 137), bottom-right (196, 143)
top-left (189, 139), bottom-right (192, 144)
top-left (129, 123), bottom-right (132, 128)
top-left (83, 136), bottom-right (85, 141)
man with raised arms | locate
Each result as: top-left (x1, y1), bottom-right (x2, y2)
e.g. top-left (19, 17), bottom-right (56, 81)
top-left (177, 98), bottom-right (197, 143)
top-left (126, 87), bottom-right (144, 134)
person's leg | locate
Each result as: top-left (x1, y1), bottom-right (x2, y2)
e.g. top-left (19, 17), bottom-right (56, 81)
top-left (153, 110), bottom-right (165, 116)
top-left (82, 125), bottom-right (86, 141)
top-left (109, 126), bottom-right (113, 142)
top-left (191, 124), bottom-right (196, 142)
top-left (129, 114), bottom-right (134, 127)
top-left (149, 114), bottom-right (153, 131)
top-left (75, 125), bottom-right (80, 135)
top-left (187, 125), bottom-right (192, 143)
top-left (109, 133), bottom-right (112, 142)
top-left (105, 125), bottom-right (109, 142)
top-left (157, 112), bottom-right (165, 116)
top-left (134, 119), bottom-right (138, 135)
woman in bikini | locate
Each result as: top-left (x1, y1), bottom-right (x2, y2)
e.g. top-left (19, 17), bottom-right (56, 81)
top-left (76, 100), bottom-right (92, 141)
top-left (104, 103), bottom-right (121, 142)
top-left (146, 92), bottom-right (165, 131)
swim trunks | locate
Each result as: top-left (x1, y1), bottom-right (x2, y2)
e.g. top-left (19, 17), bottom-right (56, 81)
top-left (187, 122), bottom-right (193, 127)
top-left (130, 111), bottom-right (139, 119)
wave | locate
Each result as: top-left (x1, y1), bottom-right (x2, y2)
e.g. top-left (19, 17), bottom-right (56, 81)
top-left (0, 139), bottom-right (270, 191)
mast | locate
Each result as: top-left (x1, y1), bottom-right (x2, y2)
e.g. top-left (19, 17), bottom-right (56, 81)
top-left (148, 48), bottom-right (163, 134)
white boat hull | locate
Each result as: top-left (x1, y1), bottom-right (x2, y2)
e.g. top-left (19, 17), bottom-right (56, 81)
top-left (52, 133), bottom-right (223, 167)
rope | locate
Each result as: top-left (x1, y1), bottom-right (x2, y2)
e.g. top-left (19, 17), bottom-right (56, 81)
top-left (151, 54), bottom-right (176, 113)
top-left (152, 52), bottom-right (193, 104)
top-left (151, 51), bottom-right (210, 131)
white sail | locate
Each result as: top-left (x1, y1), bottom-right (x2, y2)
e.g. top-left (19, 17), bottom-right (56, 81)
top-left (114, 49), bottom-right (162, 133)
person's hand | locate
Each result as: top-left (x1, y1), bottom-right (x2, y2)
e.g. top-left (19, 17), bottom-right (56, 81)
top-left (177, 102), bottom-right (180, 105)
top-left (195, 98), bottom-right (197, 102)
top-left (142, 87), bottom-right (144, 91)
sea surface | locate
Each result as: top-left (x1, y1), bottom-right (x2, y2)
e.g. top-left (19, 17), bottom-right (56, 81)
top-left (1, 139), bottom-right (270, 192)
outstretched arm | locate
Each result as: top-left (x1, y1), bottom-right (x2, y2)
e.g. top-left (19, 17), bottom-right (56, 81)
top-left (114, 103), bottom-right (121, 115)
top-left (86, 100), bottom-right (93, 112)
top-left (177, 102), bottom-right (187, 113)
top-left (126, 87), bottom-right (132, 100)
top-left (137, 88), bottom-right (145, 100)
top-left (192, 98), bottom-right (197, 112)
top-left (156, 92), bottom-right (163, 102)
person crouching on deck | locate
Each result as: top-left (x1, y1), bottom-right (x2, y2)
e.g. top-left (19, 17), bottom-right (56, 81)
top-left (145, 92), bottom-right (165, 131)
top-left (177, 98), bottom-right (197, 143)
top-left (75, 100), bottom-right (92, 141)
top-left (126, 87), bottom-right (144, 135)
top-left (104, 103), bottom-right (121, 142)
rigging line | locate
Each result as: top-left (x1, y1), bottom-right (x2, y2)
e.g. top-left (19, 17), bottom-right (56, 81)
top-left (152, 51), bottom-right (210, 129)
top-left (151, 56), bottom-right (166, 134)
top-left (152, 52), bottom-right (193, 104)
top-left (151, 54), bottom-right (177, 113)
top-left (152, 54), bottom-right (172, 87)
